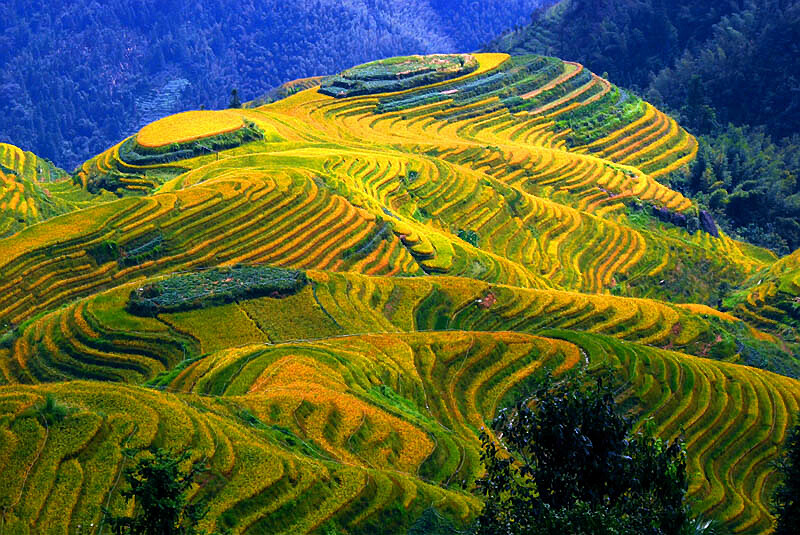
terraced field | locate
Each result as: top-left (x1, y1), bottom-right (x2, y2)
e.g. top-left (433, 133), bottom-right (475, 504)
top-left (4, 271), bottom-right (790, 386)
top-left (0, 379), bottom-right (481, 535)
top-left (136, 110), bottom-right (248, 148)
top-left (0, 143), bottom-right (116, 238)
top-left (1, 52), bottom-right (799, 534)
top-left (0, 143), bottom-right (68, 183)
top-left (731, 248), bottom-right (800, 330)
top-left (555, 331), bottom-right (800, 534)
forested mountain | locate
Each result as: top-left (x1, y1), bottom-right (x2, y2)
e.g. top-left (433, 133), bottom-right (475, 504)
top-left (488, 0), bottom-right (800, 253)
top-left (488, 0), bottom-right (748, 91)
top-left (489, 0), bottom-right (799, 139)
top-left (0, 0), bottom-right (550, 170)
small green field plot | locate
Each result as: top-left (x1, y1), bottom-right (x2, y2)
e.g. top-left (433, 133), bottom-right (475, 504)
top-left (320, 54), bottom-right (479, 97)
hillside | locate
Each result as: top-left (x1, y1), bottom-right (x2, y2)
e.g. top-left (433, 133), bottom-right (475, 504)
top-left (0, 0), bottom-right (552, 171)
top-left (1, 53), bottom-right (799, 534)
top-left (486, 0), bottom-right (749, 91)
top-left (486, 0), bottom-right (800, 132)
top-left (486, 0), bottom-right (800, 253)
top-left (0, 143), bottom-right (117, 238)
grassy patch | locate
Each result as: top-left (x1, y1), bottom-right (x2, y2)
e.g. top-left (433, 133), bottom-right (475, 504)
top-left (145, 354), bottom-right (202, 389)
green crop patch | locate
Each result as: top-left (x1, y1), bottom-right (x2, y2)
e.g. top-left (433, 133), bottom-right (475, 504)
top-left (320, 54), bottom-right (478, 98)
top-left (127, 265), bottom-right (308, 316)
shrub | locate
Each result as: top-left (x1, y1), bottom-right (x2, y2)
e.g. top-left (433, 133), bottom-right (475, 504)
top-left (457, 229), bottom-right (479, 247)
top-left (88, 239), bottom-right (121, 265)
top-left (773, 419), bottom-right (800, 535)
top-left (104, 448), bottom-right (213, 535)
top-left (20, 394), bottom-right (75, 426)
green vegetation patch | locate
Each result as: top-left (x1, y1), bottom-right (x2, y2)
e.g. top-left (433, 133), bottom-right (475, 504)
top-left (341, 220), bottom-right (393, 260)
top-left (376, 55), bottom-right (563, 116)
top-left (319, 54), bottom-right (478, 98)
top-left (128, 265), bottom-right (307, 316)
top-left (247, 76), bottom-right (329, 107)
top-left (556, 88), bottom-right (645, 147)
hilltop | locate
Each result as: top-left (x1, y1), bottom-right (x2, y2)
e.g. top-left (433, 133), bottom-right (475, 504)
top-left (0, 0), bottom-right (551, 170)
top-left (0, 53), bottom-right (799, 534)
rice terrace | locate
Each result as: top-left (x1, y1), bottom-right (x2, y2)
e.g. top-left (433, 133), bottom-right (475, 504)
top-left (1, 51), bottom-right (800, 534)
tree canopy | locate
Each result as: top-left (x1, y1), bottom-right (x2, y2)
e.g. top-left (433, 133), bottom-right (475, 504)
top-left (106, 448), bottom-right (211, 535)
top-left (773, 420), bottom-right (800, 535)
top-left (475, 375), bottom-right (688, 535)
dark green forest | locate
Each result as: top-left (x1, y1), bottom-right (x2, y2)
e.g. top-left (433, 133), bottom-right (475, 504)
top-left (489, 0), bottom-right (800, 253)
top-left (0, 0), bottom-right (550, 170)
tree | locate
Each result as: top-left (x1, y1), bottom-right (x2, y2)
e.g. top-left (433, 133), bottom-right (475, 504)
top-left (105, 448), bottom-right (212, 535)
top-left (773, 419), bottom-right (800, 535)
top-left (30, 394), bottom-right (72, 425)
top-left (228, 89), bottom-right (241, 109)
top-left (474, 374), bottom-right (688, 535)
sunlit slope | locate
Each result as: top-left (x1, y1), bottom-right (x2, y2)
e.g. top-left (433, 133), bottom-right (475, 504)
top-left (732, 248), bottom-right (800, 338)
top-left (0, 143), bottom-right (113, 237)
top-left (0, 380), bottom-right (481, 535)
top-left (0, 143), bottom-right (67, 183)
top-left (0, 54), bottom-right (772, 326)
top-left (0, 172), bottom-right (548, 328)
top-left (0, 168), bottom-right (71, 236)
top-left (2, 330), bottom-right (797, 534)
top-left (179, 333), bottom-right (800, 534)
top-left (559, 331), bottom-right (800, 534)
top-left (2, 267), bottom-right (796, 532)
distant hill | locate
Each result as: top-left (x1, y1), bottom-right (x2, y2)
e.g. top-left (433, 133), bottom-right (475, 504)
top-left (1, 53), bottom-right (799, 534)
top-left (486, 0), bottom-right (748, 90)
top-left (0, 0), bottom-right (551, 171)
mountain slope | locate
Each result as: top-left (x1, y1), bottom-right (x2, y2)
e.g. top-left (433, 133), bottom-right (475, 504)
top-left (485, 0), bottom-right (800, 254)
top-left (485, 0), bottom-right (749, 90)
top-left (1, 53), bottom-right (798, 534)
top-left (0, 143), bottom-right (115, 238)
